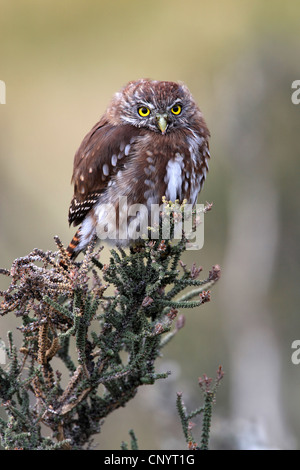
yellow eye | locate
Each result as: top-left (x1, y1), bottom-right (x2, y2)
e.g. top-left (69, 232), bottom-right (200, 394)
top-left (138, 106), bottom-right (151, 117)
top-left (171, 104), bottom-right (182, 115)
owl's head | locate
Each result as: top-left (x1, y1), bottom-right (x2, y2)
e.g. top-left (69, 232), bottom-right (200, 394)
top-left (107, 79), bottom-right (202, 134)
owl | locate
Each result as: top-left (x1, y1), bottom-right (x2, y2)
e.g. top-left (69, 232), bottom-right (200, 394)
top-left (65, 79), bottom-right (210, 259)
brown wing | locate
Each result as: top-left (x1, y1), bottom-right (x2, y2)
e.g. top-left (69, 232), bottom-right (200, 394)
top-left (68, 118), bottom-right (142, 226)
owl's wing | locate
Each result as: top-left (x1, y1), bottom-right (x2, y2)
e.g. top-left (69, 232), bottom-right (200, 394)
top-left (68, 119), bottom-right (141, 226)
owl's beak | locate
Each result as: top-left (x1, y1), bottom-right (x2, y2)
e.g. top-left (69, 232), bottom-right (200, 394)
top-left (156, 114), bottom-right (168, 134)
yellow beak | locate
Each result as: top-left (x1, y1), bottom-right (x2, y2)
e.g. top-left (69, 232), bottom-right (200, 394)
top-left (156, 114), bottom-right (168, 134)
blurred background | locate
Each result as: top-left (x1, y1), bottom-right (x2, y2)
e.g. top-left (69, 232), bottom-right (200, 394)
top-left (1, 0), bottom-right (300, 450)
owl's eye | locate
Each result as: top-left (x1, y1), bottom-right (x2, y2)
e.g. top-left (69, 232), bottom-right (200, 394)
top-left (138, 106), bottom-right (151, 117)
top-left (171, 104), bottom-right (182, 115)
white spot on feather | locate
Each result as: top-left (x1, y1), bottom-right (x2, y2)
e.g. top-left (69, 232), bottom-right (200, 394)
top-left (103, 163), bottom-right (109, 176)
top-left (144, 189), bottom-right (155, 200)
top-left (165, 156), bottom-right (183, 201)
top-left (78, 216), bottom-right (95, 251)
top-left (145, 179), bottom-right (155, 188)
top-left (111, 154), bottom-right (117, 166)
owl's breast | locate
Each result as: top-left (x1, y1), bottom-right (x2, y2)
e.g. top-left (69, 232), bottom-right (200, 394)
top-left (131, 131), bottom-right (206, 206)
top-left (97, 128), bottom-right (208, 212)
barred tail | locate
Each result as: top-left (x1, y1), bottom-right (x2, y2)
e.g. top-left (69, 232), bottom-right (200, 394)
top-left (66, 229), bottom-right (81, 259)
top-left (59, 229), bottom-right (81, 269)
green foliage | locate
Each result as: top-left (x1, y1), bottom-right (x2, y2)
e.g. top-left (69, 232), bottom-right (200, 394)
top-left (121, 429), bottom-right (139, 450)
top-left (176, 367), bottom-right (224, 450)
top-left (0, 204), bottom-right (221, 450)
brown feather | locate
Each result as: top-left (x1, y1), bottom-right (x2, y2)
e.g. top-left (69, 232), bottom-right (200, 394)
top-left (68, 121), bottom-right (142, 225)
top-left (65, 79), bottom-right (211, 260)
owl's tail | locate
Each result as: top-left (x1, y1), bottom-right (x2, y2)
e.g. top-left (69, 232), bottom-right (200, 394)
top-left (66, 229), bottom-right (81, 259)
top-left (59, 229), bottom-right (81, 269)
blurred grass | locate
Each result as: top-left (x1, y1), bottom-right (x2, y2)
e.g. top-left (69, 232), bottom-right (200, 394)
top-left (1, 0), bottom-right (300, 450)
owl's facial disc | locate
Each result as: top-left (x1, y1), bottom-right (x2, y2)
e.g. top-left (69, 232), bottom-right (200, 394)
top-left (156, 113), bottom-right (168, 134)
